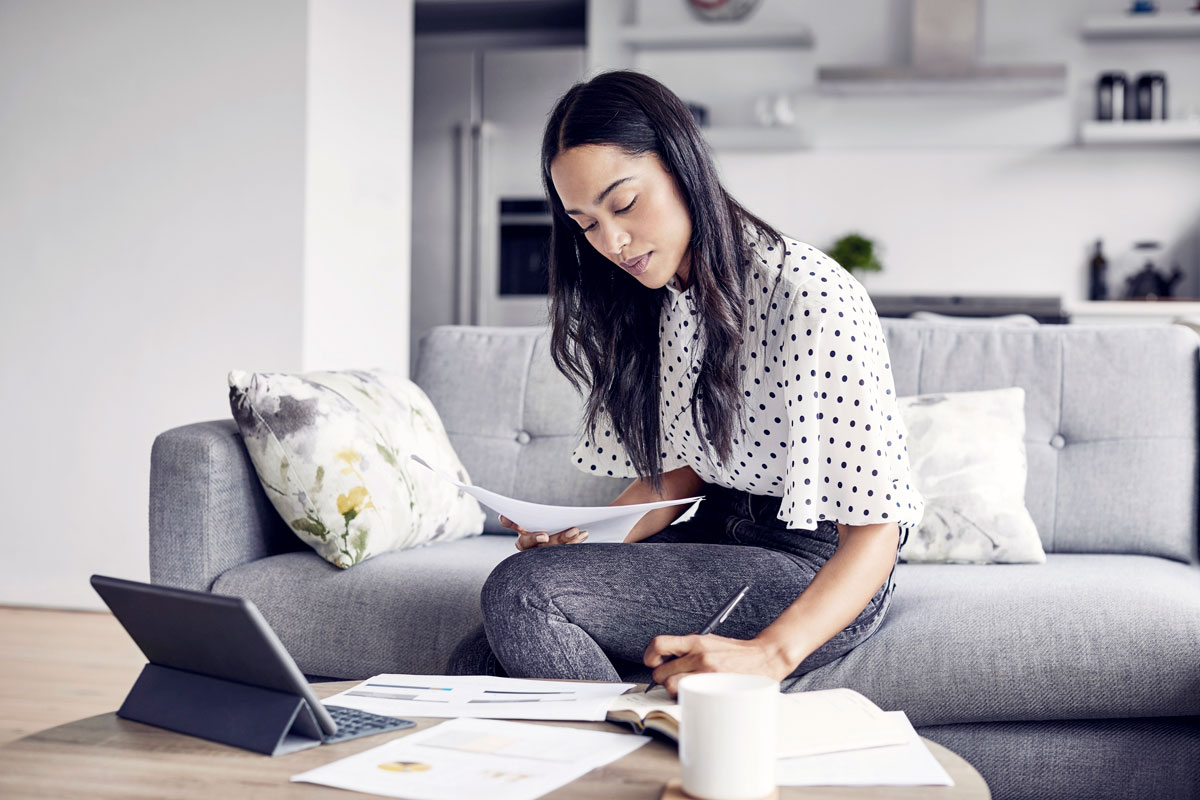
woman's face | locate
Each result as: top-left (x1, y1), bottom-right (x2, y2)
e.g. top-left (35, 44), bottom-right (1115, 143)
top-left (550, 144), bottom-right (693, 290)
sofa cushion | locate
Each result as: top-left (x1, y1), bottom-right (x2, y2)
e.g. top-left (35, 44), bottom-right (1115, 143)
top-left (898, 387), bottom-right (1045, 564)
top-left (784, 554), bottom-right (1200, 727)
top-left (414, 327), bottom-right (637, 534)
top-left (211, 533), bottom-right (518, 678)
top-left (880, 321), bottom-right (1199, 562)
top-left (228, 368), bottom-right (486, 568)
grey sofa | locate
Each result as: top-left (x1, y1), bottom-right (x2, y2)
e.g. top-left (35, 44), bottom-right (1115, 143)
top-left (150, 320), bottom-right (1200, 800)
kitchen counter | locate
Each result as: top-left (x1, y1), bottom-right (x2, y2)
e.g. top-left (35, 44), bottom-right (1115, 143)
top-left (1065, 300), bottom-right (1200, 323)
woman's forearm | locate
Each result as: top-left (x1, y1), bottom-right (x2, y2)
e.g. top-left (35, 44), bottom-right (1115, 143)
top-left (613, 466), bottom-right (705, 543)
top-left (756, 522), bottom-right (900, 669)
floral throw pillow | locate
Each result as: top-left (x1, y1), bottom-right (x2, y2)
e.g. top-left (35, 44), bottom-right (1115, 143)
top-left (228, 369), bottom-right (484, 568)
top-left (897, 387), bottom-right (1046, 564)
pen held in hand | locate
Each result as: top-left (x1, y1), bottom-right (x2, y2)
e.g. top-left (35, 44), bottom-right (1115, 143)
top-left (644, 583), bottom-right (751, 694)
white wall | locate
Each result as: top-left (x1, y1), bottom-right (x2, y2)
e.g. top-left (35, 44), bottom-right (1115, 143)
top-left (590, 0), bottom-right (1200, 300)
top-left (0, 0), bottom-right (413, 609)
top-left (305, 0), bottom-right (413, 374)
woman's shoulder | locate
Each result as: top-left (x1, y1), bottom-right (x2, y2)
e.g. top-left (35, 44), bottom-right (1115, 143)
top-left (744, 228), bottom-right (871, 321)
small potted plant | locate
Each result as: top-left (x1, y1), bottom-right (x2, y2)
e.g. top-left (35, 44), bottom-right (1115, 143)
top-left (829, 233), bottom-right (883, 277)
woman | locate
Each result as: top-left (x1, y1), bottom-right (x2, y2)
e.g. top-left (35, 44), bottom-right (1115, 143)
top-left (449, 70), bottom-right (923, 696)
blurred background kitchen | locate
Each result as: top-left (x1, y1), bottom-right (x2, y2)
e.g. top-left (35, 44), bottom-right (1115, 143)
top-left (413, 0), bottom-right (1200, 366)
top-left (1, 0), bottom-right (1198, 609)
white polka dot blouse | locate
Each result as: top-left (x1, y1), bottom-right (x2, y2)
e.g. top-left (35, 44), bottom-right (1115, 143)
top-left (571, 225), bottom-right (925, 532)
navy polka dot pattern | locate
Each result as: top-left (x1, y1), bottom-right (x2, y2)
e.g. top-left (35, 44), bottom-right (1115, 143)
top-left (571, 226), bottom-right (925, 531)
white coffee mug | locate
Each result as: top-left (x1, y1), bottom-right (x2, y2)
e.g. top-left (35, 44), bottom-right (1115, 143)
top-left (678, 673), bottom-right (779, 800)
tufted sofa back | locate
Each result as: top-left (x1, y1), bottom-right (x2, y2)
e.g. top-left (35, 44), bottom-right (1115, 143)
top-left (414, 321), bottom-right (1200, 563)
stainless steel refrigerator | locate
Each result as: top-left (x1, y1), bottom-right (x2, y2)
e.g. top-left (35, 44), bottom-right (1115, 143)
top-left (410, 43), bottom-right (585, 368)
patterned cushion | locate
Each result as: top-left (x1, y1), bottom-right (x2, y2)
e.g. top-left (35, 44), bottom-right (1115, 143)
top-left (898, 387), bottom-right (1045, 564)
top-left (227, 369), bottom-right (484, 568)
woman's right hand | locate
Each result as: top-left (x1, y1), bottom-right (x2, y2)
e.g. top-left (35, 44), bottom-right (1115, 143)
top-left (499, 515), bottom-right (589, 551)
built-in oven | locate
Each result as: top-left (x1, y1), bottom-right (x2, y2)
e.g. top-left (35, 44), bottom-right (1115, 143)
top-left (498, 198), bottom-right (552, 297)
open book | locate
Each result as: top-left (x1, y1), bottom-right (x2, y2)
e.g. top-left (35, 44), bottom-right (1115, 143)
top-left (607, 686), bottom-right (909, 758)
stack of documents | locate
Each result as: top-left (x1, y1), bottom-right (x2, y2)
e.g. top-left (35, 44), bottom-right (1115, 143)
top-left (301, 676), bottom-right (953, 795)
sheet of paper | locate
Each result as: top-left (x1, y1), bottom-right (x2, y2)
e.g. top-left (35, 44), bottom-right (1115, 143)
top-left (291, 717), bottom-right (649, 800)
top-left (323, 674), bottom-right (636, 722)
top-left (776, 711), bottom-right (955, 787)
top-left (411, 454), bottom-right (703, 543)
top-left (777, 688), bottom-right (909, 758)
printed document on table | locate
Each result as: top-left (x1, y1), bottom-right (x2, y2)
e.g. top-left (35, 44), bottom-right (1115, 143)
top-left (777, 688), bottom-right (909, 758)
top-left (411, 454), bottom-right (703, 543)
top-left (292, 717), bottom-right (649, 800)
top-left (776, 711), bottom-right (955, 787)
top-left (323, 674), bottom-right (635, 721)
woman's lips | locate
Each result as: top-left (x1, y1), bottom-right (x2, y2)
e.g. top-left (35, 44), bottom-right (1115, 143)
top-left (621, 252), bottom-right (651, 275)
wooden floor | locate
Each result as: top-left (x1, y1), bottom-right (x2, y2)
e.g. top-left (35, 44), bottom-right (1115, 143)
top-left (0, 606), bottom-right (144, 745)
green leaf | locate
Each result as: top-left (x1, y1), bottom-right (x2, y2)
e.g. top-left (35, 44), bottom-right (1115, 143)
top-left (291, 518), bottom-right (327, 540)
top-left (376, 443), bottom-right (398, 467)
top-left (342, 508), bottom-right (358, 525)
top-left (350, 529), bottom-right (369, 565)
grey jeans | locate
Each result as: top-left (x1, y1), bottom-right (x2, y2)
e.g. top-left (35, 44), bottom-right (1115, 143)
top-left (447, 482), bottom-right (904, 686)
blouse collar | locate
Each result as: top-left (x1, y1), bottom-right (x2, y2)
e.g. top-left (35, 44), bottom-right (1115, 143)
top-left (664, 273), bottom-right (690, 299)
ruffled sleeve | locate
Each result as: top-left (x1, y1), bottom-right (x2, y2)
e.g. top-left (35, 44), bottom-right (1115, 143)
top-left (570, 402), bottom-right (691, 480)
top-left (570, 404), bottom-right (639, 479)
top-left (778, 296), bottom-right (924, 530)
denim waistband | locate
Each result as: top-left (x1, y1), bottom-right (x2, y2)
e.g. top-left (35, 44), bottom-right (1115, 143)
top-left (700, 482), bottom-right (789, 528)
top-left (695, 481), bottom-right (908, 564)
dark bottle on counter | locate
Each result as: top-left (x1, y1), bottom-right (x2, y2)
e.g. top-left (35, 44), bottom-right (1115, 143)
top-left (1089, 240), bottom-right (1109, 301)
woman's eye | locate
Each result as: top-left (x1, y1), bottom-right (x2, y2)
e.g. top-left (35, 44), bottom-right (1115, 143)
top-left (578, 198), bottom-right (634, 233)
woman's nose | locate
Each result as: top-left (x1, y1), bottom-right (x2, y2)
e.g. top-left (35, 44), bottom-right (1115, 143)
top-left (603, 225), bottom-right (630, 259)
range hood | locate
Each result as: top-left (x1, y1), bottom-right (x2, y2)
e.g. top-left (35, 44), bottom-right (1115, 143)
top-left (817, 0), bottom-right (1066, 95)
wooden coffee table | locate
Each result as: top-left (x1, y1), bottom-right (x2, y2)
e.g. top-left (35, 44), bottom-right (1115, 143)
top-left (0, 681), bottom-right (990, 799)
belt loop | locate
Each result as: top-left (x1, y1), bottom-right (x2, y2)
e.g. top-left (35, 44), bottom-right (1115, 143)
top-left (745, 491), bottom-right (756, 523)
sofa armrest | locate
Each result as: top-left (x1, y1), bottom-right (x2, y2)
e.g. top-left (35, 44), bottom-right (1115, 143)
top-left (149, 419), bottom-right (302, 591)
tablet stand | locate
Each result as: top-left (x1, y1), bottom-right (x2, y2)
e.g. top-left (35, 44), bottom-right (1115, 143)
top-left (117, 663), bottom-right (325, 756)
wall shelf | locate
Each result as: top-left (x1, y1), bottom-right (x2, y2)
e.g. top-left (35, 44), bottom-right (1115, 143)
top-left (701, 126), bottom-right (808, 152)
top-left (1081, 11), bottom-right (1200, 39)
top-left (1080, 119), bottom-right (1200, 144)
top-left (616, 24), bottom-right (813, 50)
top-left (816, 65), bottom-right (1067, 96)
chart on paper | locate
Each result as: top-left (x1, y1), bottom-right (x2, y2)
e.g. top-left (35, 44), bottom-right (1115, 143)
top-left (324, 674), bottom-right (635, 721)
top-left (345, 681), bottom-right (582, 706)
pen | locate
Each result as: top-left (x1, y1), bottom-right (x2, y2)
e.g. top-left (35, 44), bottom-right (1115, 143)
top-left (645, 583), bottom-right (751, 694)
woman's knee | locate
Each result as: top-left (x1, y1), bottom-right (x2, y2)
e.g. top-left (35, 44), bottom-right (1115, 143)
top-left (481, 547), bottom-right (557, 619)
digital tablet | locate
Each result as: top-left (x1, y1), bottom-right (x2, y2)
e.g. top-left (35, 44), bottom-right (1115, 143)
top-left (90, 574), bottom-right (339, 736)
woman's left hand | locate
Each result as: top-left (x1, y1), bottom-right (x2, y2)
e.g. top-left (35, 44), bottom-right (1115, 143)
top-left (643, 633), bottom-right (795, 697)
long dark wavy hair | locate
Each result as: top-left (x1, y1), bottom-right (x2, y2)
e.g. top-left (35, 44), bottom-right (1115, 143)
top-left (542, 70), bottom-right (784, 495)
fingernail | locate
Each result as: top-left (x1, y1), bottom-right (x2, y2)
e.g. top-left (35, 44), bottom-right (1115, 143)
top-left (536, 534), bottom-right (548, 542)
